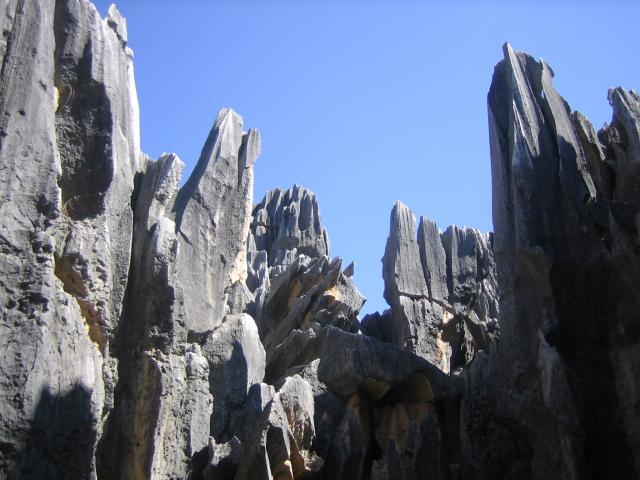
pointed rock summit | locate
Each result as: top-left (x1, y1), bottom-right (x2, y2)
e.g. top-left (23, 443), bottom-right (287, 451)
top-left (364, 201), bottom-right (498, 372)
top-left (474, 43), bottom-right (640, 479)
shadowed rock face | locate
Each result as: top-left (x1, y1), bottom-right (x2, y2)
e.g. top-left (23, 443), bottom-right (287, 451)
top-left (1, 3), bottom-right (639, 480)
top-left (481, 43), bottom-right (640, 479)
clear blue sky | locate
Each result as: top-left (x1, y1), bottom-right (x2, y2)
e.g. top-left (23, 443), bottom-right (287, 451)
top-left (94, 1), bottom-right (638, 316)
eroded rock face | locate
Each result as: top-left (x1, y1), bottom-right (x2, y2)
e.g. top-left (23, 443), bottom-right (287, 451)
top-left (246, 186), bottom-right (365, 386)
top-left (0, 2), bottom-right (139, 477)
top-left (2, 2), bottom-right (639, 479)
top-left (251, 185), bottom-right (329, 273)
top-left (174, 109), bottom-right (260, 334)
top-left (202, 313), bottom-right (266, 439)
top-left (0, 5), bottom-right (261, 475)
top-left (98, 106), bottom-right (261, 479)
top-left (365, 201), bottom-right (499, 372)
top-left (485, 43), bottom-right (640, 479)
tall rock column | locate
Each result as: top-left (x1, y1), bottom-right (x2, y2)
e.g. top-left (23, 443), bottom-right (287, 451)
top-left (98, 108), bottom-right (261, 480)
top-left (381, 202), bottom-right (441, 364)
top-left (488, 43), bottom-right (640, 479)
top-left (174, 109), bottom-right (260, 334)
top-left (0, 1), bottom-right (140, 477)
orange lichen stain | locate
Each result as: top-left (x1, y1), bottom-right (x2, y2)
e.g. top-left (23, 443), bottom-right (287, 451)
top-left (376, 402), bottom-right (432, 445)
top-left (54, 258), bottom-right (106, 353)
top-left (324, 285), bottom-right (341, 302)
top-left (273, 459), bottom-right (294, 480)
top-left (287, 279), bottom-right (304, 307)
top-left (437, 332), bottom-right (451, 373)
top-left (360, 377), bottom-right (391, 402)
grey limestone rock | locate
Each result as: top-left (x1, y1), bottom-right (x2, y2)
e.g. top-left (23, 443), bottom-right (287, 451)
top-left (371, 401), bottom-right (449, 480)
top-left (127, 153), bottom-right (185, 351)
top-left (251, 184), bottom-right (329, 273)
top-left (379, 201), bottom-right (499, 372)
top-left (282, 359), bottom-right (347, 461)
top-left (322, 390), bottom-right (372, 480)
top-left (317, 326), bottom-right (462, 403)
top-left (0, 0), bottom-right (140, 477)
top-left (383, 201), bottom-right (429, 302)
top-left (202, 313), bottom-right (266, 439)
top-left (106, 4), bottom-right (128, 45)
top-left (343, 261), bottom-right (355, 277)
top-left (144, 347), bottom-right (213, 480)
top-left (360, 309), bottom-right (394, 344)
top-left (460, 350), bottom-right (526, 480)
top-left (265, 323), bottom-right (326, 384)
top-left (318, 327), bottom-right (456, 480)
top-left (6, 1), bottom-right (640, 478)
top-left (440, 225), bottom-right (499, 369)
top-left (417, 217), bottom-right (449, 302)
top-left (227, 383), bottom-right (276, 444)
top-left (96, 106), bottom-right (261, 479)
top-left (203, 436), bottom-right (243, 480)
top-left (233, 391), bottom-right (315, 480)
top-left (485, 43), bottom-right (640, 478)
top-left (247, 185), bottom-right (365, 353)
top-left (381, 201), bottom-right (448, 367)
top-left (278, 375), bottom-right (323, 473)
top-left (260, 253), bottom-right (365, 378)
top-left (174, 109), bottom-right (260, 335)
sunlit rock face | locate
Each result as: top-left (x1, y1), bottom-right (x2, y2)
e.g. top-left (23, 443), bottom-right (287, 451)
top-left (362, 201), bottom-right (499, 373)
top-left (1, 2), bottom-right (639, 479)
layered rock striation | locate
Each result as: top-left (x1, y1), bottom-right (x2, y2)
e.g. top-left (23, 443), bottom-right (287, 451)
top-left (1, 2), bottom-right (639, 479)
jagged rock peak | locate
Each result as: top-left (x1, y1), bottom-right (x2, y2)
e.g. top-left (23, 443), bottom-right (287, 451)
top-left (246, 184), bottom-right (364, 360)
top-left (251, 184), bottom-right (330, 269)
top-left (106, 5), bottom-right (128, 46)
top-left (367, 200), bottom-right (498, 372)
top-left (382, 201), bottom-right (429, 303)
top-left (483, 44), bottom-right (640, 478)
top-left (4, 1), bottom-right (640, 476)
top-left (173, 107), bottom-right (260, 334)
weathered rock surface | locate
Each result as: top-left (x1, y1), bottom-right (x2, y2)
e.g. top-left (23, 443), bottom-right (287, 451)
top-left (2, 3), bottom-right (639, 479)
top-left (174, 109), bottom-right (260, 334)
top-left (0, 1), bottom-right (139, 477)
top-left (251, 185), bottom-right (329, 273)
top-left (202, 313), bottom-right (266, 439)
top-left (366, 201), bottom-right (499, 372)
top-left (482, 43), bottom-right (640, 479)
top-left (317, 327), bottom-right (461, 480)
top-left (246, 186), bottom-right (365, 387)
